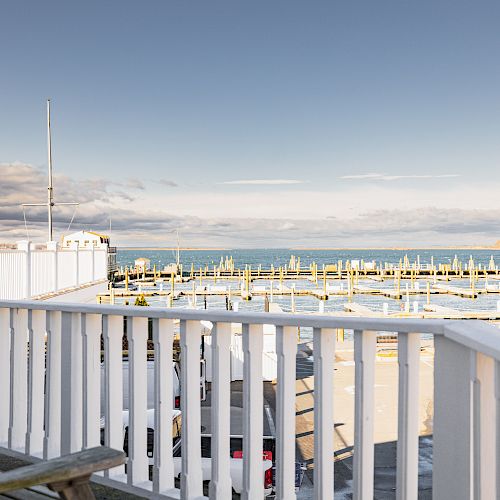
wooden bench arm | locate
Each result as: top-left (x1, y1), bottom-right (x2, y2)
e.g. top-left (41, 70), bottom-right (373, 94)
top-left (0, 446), bottom-right (126, 494)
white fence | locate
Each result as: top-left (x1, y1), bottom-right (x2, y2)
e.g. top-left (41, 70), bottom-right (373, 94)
top-left (0, 241), bottom-right (108, 299)
top-left (0, 301), bottom-right (499, 499)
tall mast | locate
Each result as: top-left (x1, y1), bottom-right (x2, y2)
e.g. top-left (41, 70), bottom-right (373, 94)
top-left (22, 100), bottom-right (79, 242)
top-left (47, 99), bottom-right (54, 241)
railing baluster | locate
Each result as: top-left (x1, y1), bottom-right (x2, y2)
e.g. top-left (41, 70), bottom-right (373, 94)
top-left (433, 335), bottom-right (474, 500)
top-left (82, 313), bottom-right (102, 449)
top-left (353, 329), bottom-right (376, 500)
top-left (127, 316), bottom-right (149, 486)
top-left (495, 359), bottom-right (500, 500)
top-left (103, 315), bottom-right (125, 477)
top-left (60, 312), bottom-right (83, 455)
top-left (180, 319), bottom-right (203, 499)
top-left (26, 309), bottom-right (46, 456)
top-left (242, 323), bottom-right (264, 500)
top-left (474, 353), bottom-right (497, 499)
top-left (396, 332), bottom-right (420, 500)
top-left (313, 327), bottom-right (335, 500)
top-left (276, 325), bottom-right (298, 500)
top-left (210, 322), bottom-right (232, 499)
top-left (474, 352), bottom-right (496, 499)
top-left (153, 318), bottom-right (175, 494)
top-left (44, 310), bottom-right (61, 459)
top-left (9, 308), bottom-right (28, 452)
top-left (0, 308), bottom-right (11, 446)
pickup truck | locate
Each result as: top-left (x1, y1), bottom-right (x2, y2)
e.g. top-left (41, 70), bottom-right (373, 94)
top-left (110, 407), bottom-right (274, 497)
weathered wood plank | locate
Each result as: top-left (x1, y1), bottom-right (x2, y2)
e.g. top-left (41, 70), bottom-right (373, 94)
top-left (0, 447), bottom-right (125, 494)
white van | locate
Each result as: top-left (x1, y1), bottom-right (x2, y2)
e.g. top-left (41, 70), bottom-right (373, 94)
top-left (100, 359), bottom-right (208, 412)
top-left (100, 361), bottom-right (181, 410)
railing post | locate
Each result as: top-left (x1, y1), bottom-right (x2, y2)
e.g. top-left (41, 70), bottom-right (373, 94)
top-left (353, 329), bottom-right (376, 499)
top-left (127, 316), bottom-right (149, 486)
top-left (313, 327), bottom-right (335, 500)
top-left (242, 323), bottom-right (264, 500)
top-left (82, 313), bottom-right (102, 449)
top-left (210, 322), bottom-right (232, 499)
top-left (103, 315), bottom-right (125, 477)
top-left (474, 352), bottom-right (496, 499)
top-left (396, 333), bottom-right (420, 500)
top-left (433, 335), bottom-right (474, 500)
top-left (496, 360), bottom-right (500, 500)
top-left (17, 241), bottom-right (31, 298)
top-left (44, 311), bottom-right (62, 459)
top-left (9, 308), bottom-right (29, 452)
top-left (60, 311), bottom-right (83, 455)
top-left (0, 308), bottom-right (11, 446)
top-left (153, 318), bottom-right (175, 494)
top-left (47, 241), bottom-right (58, 292)
top-left (180, 319), bottom-right (203, 499)
top-left (91, 244), bottom-right (96, 281)
top-left (26, 309), bottom-right (46, 456)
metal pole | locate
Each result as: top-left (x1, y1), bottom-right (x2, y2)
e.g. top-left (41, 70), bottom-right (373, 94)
top-left (47, 99), bottom-right (54, 242)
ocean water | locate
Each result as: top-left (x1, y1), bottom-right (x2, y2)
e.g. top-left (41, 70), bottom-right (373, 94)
top-left (114, 248), bottom-right (500, 342)
top-left (117, 248), bottom-right (500, 271)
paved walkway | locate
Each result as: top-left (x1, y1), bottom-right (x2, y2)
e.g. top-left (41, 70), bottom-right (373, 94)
top-left (294, 339), bottom-right (435, 499)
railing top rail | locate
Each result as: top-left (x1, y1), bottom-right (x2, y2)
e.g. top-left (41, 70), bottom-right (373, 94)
top-left (0, 299), bottom-right (450, 334)
top-left (444, 320), bottom-right (500, 361)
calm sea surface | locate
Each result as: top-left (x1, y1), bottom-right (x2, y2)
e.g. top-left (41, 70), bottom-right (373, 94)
top-left (117, 248), bottom-right (500, 271)
top-left (114, 249), bottom-right (500, 342)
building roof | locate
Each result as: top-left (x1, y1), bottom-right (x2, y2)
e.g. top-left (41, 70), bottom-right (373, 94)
top-left (64, 230), bottom-right (109, 240)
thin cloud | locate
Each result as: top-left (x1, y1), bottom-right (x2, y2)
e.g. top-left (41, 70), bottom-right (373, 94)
top-left (221, 179), bottom-right (305, 185)
top-left (340, 173), bottom-right (461, 181)
top-left (158, 179), bottom-right (178, 187)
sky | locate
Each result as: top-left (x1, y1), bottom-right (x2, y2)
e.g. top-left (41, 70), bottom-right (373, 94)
top-left (1, 1), bottom-right (500, 248)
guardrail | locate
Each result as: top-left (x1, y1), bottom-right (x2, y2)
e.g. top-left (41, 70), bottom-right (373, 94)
top-left (0, 300), bottom-right (499, 499)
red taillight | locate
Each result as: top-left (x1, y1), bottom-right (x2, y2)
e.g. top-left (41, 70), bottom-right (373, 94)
top-left (175, 396), bottom-right (180, 409)
top-left (264, 467), bottom-right (273, 489)
top-left (263, 451), bottom-right (273, 488)
top-left (233, 450), bottom-right (273, 489)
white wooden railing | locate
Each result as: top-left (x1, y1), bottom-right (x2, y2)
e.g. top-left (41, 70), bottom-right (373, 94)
top-left (0, 242), bottom-right (109, 299)
top-left (0, 300), bottom-right (499, 499)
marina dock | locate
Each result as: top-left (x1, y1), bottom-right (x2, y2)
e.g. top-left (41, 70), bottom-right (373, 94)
top-left (99, 253), bottom-right (500, 323)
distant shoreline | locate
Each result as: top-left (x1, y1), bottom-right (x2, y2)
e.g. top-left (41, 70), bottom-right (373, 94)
top-left (118, 246), bottom-right (500, 251)
top-left (119, 247), bottom-right (230, 251)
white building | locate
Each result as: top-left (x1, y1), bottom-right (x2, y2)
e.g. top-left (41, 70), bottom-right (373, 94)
top-left (62, 230), bottom-right (117, 276)
top-left (62, 230), bottom-right (110, 248)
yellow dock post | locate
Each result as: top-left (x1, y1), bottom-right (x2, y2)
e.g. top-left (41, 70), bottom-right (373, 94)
top-left (337, 328), bottom-right (345, 342)
top-left (323, 268), bottom-right (327, 297)
top-left (125, 268), bottom-right (129, 291)
top-left (199, 267), bottom-right (203, 286)
top-left (171, 273), bottom-right (175, 298)
top-left (153, 264), bottom-right (157, 281)
top-left (214, 265), bottom-right (217, 284)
